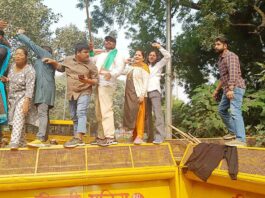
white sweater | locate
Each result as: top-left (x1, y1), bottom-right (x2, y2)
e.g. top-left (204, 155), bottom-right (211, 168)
top-left (147, 47), bottom-right (171, 93)
top-left (124, 65), bottom-right (150, 97)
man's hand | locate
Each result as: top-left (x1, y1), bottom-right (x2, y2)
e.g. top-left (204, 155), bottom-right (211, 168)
top-left (125, 58), bottom-right (135, 64)
top-left (42, 58), bottom-right (59, 70)
top-left (42, 58), bottom-right (56, 65)
top-left (138, 96), bottom-right (144, 103)
top-left (104, 72), bottom-right (111, 81)
top-left (79, 76), bottom-right (90, 85)
top-left (152, 43), bottom-right (161, 49)
top-left (22, 98), bottom-right (30, 115)
top-left (0, 20), bottom-right (8, 30)
top-left (0, 76), bottom-right (9, 83)
top-left (17, 29), bottom-right (25, 35)
top-left (212, 89), bottom-right (219, 101)
top-left (89, 42), bottom-right (94, 51)
top-left (226, 90), bottom-right (234, 100)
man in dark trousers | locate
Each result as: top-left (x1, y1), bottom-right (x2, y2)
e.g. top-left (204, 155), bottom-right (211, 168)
top-left (16, 29), bottom-right (55, 147)
top-left (213, 37), bottom-right (246, 146)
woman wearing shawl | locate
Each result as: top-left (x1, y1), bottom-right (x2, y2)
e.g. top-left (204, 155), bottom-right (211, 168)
top-left (1, 47), bottom-right (38, 150)
top-left (123, 50), bottom-right (150, 144)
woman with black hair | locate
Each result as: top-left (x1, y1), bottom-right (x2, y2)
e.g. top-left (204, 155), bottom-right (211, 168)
top-left (123, 50), bottom-right (150, 145)
top-left (146, 42), bottom-right (171, 144)
top-left (1, 47), bottom-right (37, 150)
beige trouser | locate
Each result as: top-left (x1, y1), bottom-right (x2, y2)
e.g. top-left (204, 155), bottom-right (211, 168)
top-left (95, 86), bottom-right (115, 139)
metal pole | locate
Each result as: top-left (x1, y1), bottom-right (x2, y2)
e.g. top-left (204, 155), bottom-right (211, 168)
top-left (165, 0), bottom-right (172, 139)
top-left (63, 73), bottom-right (67, 120)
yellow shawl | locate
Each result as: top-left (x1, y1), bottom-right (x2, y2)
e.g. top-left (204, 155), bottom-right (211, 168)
top-left (132, 62), bottom-right (150, 73)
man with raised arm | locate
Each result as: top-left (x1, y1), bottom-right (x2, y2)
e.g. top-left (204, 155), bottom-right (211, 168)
top-left (16, 29), bottom-right (55, 147)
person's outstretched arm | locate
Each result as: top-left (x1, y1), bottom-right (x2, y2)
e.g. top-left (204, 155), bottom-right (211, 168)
top-left (16, 29), bottom-right (51, 59)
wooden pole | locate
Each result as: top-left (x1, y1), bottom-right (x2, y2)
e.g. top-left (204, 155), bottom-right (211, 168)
top-left (169, 124), bottom-right (201, 144)
top-left (84, 0), bottom-right (92, 42)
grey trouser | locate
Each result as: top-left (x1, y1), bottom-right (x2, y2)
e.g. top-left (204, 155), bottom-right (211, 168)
top-left (36, 103), bottom-right (49, 141)
top-left (146, 90), bottom-right (165, 141)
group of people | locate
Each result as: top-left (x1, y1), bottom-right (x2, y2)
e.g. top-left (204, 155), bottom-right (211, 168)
top-left (0, 23), bottom-right (171, 149)
top-left (0, 19), bottom-right (247, 149)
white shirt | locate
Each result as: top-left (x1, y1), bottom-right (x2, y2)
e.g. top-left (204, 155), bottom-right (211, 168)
top-left (147, 47), bottom-right (171, 93)
top-left (91, 49), bottom-right (125, 87)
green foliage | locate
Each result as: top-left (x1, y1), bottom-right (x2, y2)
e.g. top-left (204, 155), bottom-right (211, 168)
top-left (172, 84), bottom-right (226, 138)
top-left (52, 24), bottom-right (104, 60)
top-left (49, 74), bottom-right (70, 120)
top-left (243, 62), bottom-right (265, 146)
top-left (89, 0), bottom-right (265, 94)
top-left (0, 0), bottom-right (60, 43)
top-left (52, 24), bottom-right (88, 57)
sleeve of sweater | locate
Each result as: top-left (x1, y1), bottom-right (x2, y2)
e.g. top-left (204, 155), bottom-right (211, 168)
top-left (153, 47), bottom-right (171, 72)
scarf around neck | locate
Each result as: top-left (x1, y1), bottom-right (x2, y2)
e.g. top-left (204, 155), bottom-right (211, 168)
top-left (132, 61), bottom-right (150, 73)
top-left (103, 48), bottom-right (118, 70)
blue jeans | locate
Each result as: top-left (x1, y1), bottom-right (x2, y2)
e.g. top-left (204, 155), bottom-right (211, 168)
top-left (69, 95), bottom-right (90, 136)
top-left (218, 87), bottom-right (246, 142)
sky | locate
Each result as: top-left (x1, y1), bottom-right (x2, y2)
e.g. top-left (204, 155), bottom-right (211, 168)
top-left (42, 0), bottom-right (189, 102)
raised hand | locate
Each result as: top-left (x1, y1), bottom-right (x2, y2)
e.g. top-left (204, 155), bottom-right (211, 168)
top-left (151, 42), bottom-right (161, 49)
top-left (17, 29), bottom-right (25, 34)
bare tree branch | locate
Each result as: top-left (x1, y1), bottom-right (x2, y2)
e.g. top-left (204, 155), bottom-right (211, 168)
top-left (253, 4), bottom-right (265, 30)
top-left (231, 23), bottom-right (257, 27)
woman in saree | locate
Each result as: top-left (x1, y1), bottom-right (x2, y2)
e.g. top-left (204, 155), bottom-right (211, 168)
top-left (123, 50), bottom-right (150, 144)
top-left (1, 47), bottom-right (37, 150)
top-left (0, 43), bottom-right (11, 145)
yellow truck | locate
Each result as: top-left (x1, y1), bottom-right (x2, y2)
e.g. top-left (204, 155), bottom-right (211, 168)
top-left (0, 121), bottom-right (264, 198)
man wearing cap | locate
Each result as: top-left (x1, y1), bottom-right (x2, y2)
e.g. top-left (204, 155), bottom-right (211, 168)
top-left (91, 35), bottom-right (125, 146)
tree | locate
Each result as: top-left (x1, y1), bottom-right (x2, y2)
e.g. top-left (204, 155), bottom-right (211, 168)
top-left (52, 24), bottom-right (104, 60)
top-left (172, 84), bottom-right (226, 138)
top-left (0, 0), bottom-right (60, 44)
top-left (88, 0), bottom-right (265, 95)
top-left (52, 24), bottom-right (88, 57)
top-left (76, 0), bottom-right (95, 41)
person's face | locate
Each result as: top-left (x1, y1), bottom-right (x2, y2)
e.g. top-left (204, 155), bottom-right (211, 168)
top-left (15, 49), bottom-right (27, 65)
top-left (134, 51), bottom-right (144, 64)
top-left (148, 51), bottom-right (157, 64)
top-left (214, 41), bottom-right (227, 54)
top-left (76, 49), bottom-right (89, 62)
top-left (104, 39), bottom-right (116, 50)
